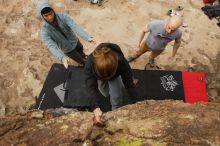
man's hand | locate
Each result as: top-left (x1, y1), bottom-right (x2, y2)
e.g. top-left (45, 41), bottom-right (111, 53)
top-left (93, 107), bottom-right (103, 125)
top-left (62, 57), bottom-right (70, 69)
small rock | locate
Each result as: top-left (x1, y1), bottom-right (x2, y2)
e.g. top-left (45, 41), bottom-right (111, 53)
top-left (208, 80), bottom-right (217, 89)
top-left (191, 57), bottom-right (199, 64)
top-left (209, 89), bottom-right (218, 98)
top-left (215, 34), bottom-right (220, 39)
top-left (28, 110), bottom-right (44, 119)
top-left (182, 22), bottom-right (188, 28)
top-left (184, 29), bottom-right (189, 33)
top-left (181, 28), bottom-right (191, 43)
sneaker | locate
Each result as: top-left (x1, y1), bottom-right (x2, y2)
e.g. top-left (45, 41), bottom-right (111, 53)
top-left (82, 54), bottom-right (88, 60)
top-left (148, 58), bottom-right (155, 66)
top-left (127, 56), bottom-right (135, 62)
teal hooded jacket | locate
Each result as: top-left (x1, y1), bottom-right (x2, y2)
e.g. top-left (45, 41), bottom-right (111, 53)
top-left (37, 0), bottom-right (92, 61)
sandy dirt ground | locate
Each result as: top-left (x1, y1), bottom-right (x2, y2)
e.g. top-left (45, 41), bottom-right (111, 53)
top-left (0, 0), bottom-right (219, 116)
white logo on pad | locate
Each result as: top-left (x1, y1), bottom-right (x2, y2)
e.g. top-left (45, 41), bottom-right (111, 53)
top-left (160, 75), bottom-right (178, 91)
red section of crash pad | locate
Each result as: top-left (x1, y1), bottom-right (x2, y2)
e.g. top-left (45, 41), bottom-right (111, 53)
top-left (203, 0), bottom-right (215, 4)
top-left (182, 72), bottom-right (208, 103)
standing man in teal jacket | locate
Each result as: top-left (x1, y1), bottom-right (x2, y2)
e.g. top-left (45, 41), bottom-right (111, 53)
top-left (37, 0), bottom-right (96, 68)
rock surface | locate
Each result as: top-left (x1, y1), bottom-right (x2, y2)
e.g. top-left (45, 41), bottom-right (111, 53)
top-left (0, 100), bottom-right (220, 146)
top-left (0, 0), bottom-right (220, 116)
top-left (0, 1), bottom-right (220, 145)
